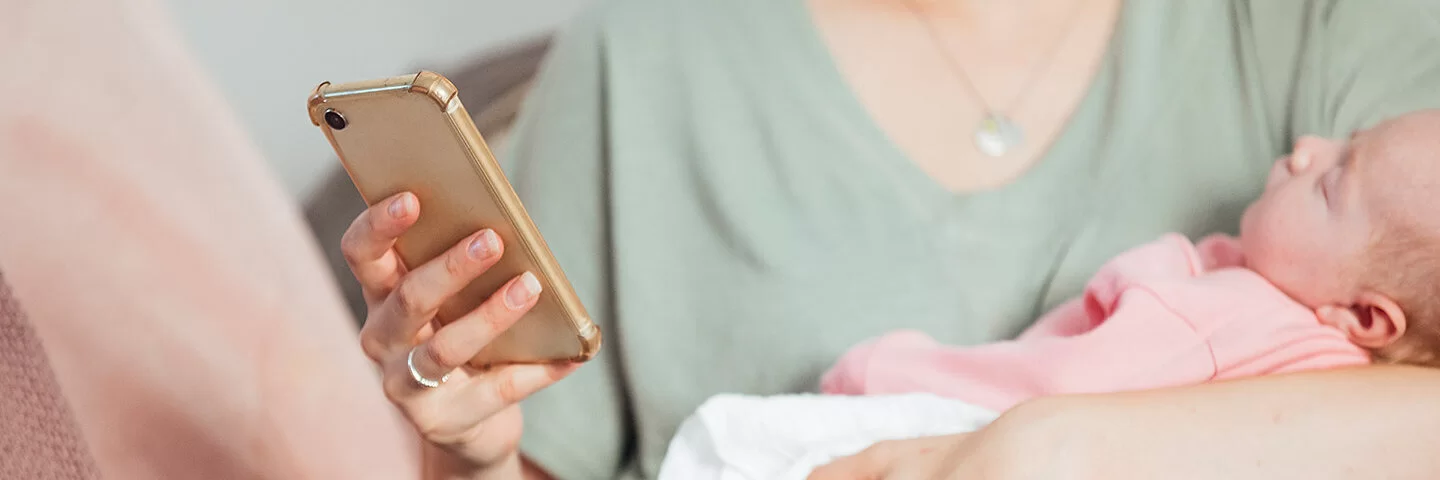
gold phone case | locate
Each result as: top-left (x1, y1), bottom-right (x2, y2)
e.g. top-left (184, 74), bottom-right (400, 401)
top-left (308, 71), bottom-right (600, 367)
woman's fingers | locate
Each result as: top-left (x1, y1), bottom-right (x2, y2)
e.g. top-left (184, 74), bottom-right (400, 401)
top-left (395, 363), bottom-right (579, 452)
top-left (808, 437), bottom-right (952, 480)
top-left (808, 441), bottom-right (898, 480)
top-left (407, 272), bottom-right (543, 381)
top-left (379, 271), bottom-right (561, 440)
top-left (341, 192), bottom-right (419, 305)
top-left (360, 228), bottom-right (505, 358)
top-left (459, 363), bottom-right (581, 418)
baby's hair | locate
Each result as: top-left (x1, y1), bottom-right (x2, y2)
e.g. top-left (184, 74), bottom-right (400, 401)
top-left (1365, 221), bottom-right (1440, 367)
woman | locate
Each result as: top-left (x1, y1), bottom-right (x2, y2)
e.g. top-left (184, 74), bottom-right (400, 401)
top-left (344, 0), bottom-right (1440, 478)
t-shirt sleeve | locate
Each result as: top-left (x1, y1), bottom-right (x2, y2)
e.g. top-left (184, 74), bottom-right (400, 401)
top-left (1250, 0), bottom-right (1440, 139)
top-left (502, 8), bottom-right (632, 479)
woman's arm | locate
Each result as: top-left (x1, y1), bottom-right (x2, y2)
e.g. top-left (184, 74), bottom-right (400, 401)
top-left (812, 366), bottom-right (1440, 479)
top-left (1051, 365), bottom-right (1440, 479)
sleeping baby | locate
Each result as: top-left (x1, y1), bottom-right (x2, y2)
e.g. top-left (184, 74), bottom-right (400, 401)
top-left (658, 109), bottom-right (1440, 480)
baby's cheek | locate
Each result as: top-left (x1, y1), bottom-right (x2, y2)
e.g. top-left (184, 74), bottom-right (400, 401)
top-left (1258, 240), bottom-right (1344, 306)
top-left (1243, 218), bottom-right (1319, 290)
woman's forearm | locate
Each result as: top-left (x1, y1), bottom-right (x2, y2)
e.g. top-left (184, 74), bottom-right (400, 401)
top-left (1045, 366), bottom-right (1440, 479)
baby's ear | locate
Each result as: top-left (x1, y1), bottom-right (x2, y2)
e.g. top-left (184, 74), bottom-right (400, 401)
top-left (1317, 292), bottom-right (1407, 349)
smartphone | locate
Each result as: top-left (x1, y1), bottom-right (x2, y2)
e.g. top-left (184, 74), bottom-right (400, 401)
top-left (307, 71), bottom-right (600, 367)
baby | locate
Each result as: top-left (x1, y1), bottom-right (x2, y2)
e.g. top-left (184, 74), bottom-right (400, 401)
top-left (658, 110), bottom-right (1440, 480)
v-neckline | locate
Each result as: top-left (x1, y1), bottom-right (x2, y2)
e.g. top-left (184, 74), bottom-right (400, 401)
top-left (778, 0), bottom-right (1132, 208)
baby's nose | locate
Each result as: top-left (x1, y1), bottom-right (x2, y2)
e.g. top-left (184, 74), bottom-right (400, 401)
top-left (1287, 151), bottom-right (1312, 173)
top-left (1289, 135), bottom-right (1342, 173)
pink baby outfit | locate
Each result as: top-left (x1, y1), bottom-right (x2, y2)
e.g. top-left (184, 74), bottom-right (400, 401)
top-left (821, 234), bottom-right (1371, 412)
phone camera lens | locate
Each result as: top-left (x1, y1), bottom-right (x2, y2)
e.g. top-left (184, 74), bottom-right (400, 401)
top-left (324, 109), bottom-right (347, 130)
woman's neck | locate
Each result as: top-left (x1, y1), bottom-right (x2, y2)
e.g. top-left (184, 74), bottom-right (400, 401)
top-left (899, 0), bottom-right (1093, 32)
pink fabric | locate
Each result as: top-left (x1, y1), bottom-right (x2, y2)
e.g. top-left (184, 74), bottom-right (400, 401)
top-left (821, 234), bottom-right (1371, 412)
top-left (0, 0), bottom-right (418, 477)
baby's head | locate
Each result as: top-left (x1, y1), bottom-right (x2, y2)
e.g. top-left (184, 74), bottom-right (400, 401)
top-left (1241, 110), bottom-right (1440, 366)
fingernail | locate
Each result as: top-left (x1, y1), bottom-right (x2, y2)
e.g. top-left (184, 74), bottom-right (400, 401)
top-left (389, 194), bottom-right (413, 218)
top-left (505, 272), bottom-right (541, 309)
top-left (469, 230), bottom-right (500, 259)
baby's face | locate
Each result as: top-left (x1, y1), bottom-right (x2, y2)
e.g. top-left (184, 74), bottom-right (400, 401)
top-left (1241, 111), bottom-right (1440, 308)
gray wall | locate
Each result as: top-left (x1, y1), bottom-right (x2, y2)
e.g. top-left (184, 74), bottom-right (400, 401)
top-left (166, 0), bottom-right (591, 198)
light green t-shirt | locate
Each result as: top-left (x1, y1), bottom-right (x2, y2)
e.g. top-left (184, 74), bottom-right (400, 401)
top-left (503, 0), bottom-right (1440, 478)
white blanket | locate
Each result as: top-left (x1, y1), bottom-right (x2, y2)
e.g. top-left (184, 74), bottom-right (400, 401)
top-left (658, 394), bottom-right (999, 480)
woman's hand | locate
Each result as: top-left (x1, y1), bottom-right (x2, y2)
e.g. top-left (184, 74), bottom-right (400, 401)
top-left (343, 192), bottom-right (577, 478)
top-left (807, 435), bottom-right (974, 480)
top-left (807, 399), bottom-right (1090, 480)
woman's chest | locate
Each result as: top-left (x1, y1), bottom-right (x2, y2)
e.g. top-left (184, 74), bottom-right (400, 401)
top-left (600, 0), bottom-right (1287, 389)
top-left (804, 0), bottom-right (1124, 192)
top-left (604, 98), bottom-right (1278, 394)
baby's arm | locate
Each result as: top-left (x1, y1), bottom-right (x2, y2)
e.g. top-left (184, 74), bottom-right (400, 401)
top-left (1015, 298), bottom-right (1096, 340)
top-left (820, 287), bottom-right (1216, 411)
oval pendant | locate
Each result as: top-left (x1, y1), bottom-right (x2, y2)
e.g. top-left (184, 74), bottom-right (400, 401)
top-left (973, 115), bottom-right (1024, 158)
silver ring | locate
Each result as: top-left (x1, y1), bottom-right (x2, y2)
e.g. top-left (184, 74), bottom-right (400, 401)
top-left (407, 347), bottom-right (449, 388)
